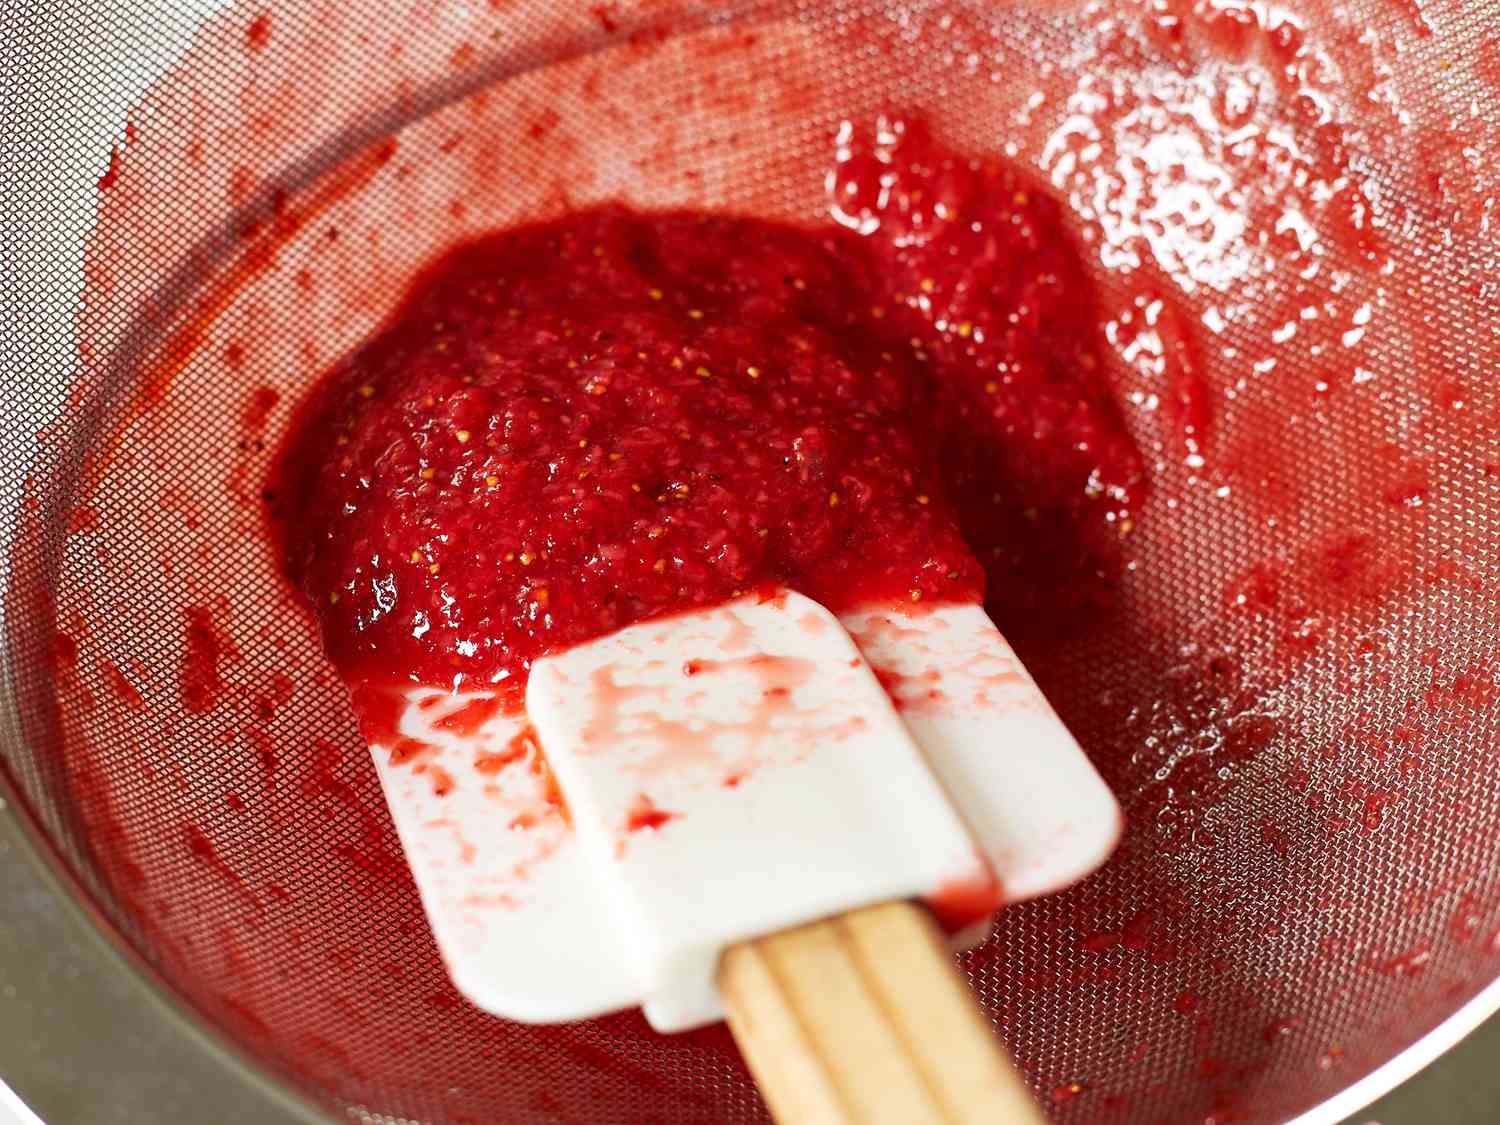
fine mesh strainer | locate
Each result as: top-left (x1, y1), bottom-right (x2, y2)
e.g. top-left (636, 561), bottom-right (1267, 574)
top-left (3, 1), bottom-right (1500, 1122)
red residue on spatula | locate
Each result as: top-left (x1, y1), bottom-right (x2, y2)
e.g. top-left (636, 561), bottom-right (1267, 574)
top-left (926, 860), bottom-right (1005, 934)
top-left (625, 794), bottom-right (678, 833)
top-left (43, 1), bottom-right (1495, 1120)
top-left (432, 694), bottom-right (505, 737)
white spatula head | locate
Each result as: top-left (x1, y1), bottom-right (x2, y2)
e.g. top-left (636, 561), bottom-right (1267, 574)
top-left (362, 590), bottom-right (1120, 1031)
top-left (525, 590), bottom-right (990, 1030)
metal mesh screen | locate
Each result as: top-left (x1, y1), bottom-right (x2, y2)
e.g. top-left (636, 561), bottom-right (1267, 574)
top-left (4, 0), bottom-right (1500, 1121)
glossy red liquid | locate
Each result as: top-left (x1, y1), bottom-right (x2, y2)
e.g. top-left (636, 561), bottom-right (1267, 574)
top-left (272, 119), bottom-right (1140, 697)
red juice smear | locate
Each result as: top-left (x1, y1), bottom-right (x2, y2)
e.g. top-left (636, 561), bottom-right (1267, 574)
top-left (1480, 36), bottom-right (1500, 92)
top-left (181, 605), bottom-right (226, 714)
top-left (926, 864), bottom-right (1005, 934)
top-left (184, 823), bottom-right (263, 916)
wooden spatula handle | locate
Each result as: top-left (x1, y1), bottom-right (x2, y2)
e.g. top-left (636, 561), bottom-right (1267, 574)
top-left (719, 901), bottom-right (1047, 1124)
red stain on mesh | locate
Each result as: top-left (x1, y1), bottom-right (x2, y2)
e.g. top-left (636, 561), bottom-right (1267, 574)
top-left (246, 12), bottom-right (272, 51)
top-left (51, 631), bottom-right (79, 676)
top-left (273, 123), bottom-right (1138, 694)
top-left (250, 673), bottom-right (295, 722)
top-left (301, 739), bottom-right (401, 881)
top-left (1374, 945), bottom-right (1433, 978)
top-left (1361, 791), bottom-right (1398, 831)
top-left (245, 726), bottom-right (279, 787)
top-left (240, 386), bottom-right (280, 433)
top-left (1051, 1082), bottom-right (1086, 1105)
top-left (97, 146), bottom-right (121, 190)
top-left (1390, 0), bottom-right (1434, 37)
top-left (99, 659), bottom-right (145, 711)
top-left (180, 605), bottom-right (226, 714)
top-left (1263, 1017), bottom-right (1303, 1043)
top-left (589, 4), bottom-right (618, 33)
top-left (1481, 35), bottom-right (1500, 92)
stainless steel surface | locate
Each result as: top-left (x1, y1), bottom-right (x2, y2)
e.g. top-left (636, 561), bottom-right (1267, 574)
top-left (1357, 1016), bottom-right (1500, 1124)
top-left (0, 773), bottom-right (326, 1125)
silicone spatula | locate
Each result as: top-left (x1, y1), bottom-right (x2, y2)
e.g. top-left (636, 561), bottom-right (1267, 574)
top-left (359, 589), bottom-right (1120, 1122)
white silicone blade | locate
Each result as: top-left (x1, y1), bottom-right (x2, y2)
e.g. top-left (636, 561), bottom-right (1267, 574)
top-left (362, 592), bottom-right (1120, 1031)
top-left (842, 603), bottom-right (1122, 902)
top-left (525, 591), bottom-right (989, 1031)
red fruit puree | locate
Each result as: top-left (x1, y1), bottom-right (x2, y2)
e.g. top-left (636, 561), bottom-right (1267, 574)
top-left (272, 117), bottom-right (1142, 700)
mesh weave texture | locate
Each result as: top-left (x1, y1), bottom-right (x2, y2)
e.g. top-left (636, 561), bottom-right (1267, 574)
top-left (4, 1), bottom-right (1500, 1122)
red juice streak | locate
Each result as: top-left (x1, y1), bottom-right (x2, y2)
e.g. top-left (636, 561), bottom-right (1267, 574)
top-left (85, 137), bottom-right (396, 490)
top-left (99, 659), bottom-right (145, 711)
top-left (272, 120), bottom-right (1140, 694)
top-left (301, 739), bottom-right (400, 880)
top-left (183, 823), bottom-right (262, 916)
top-left (181, 605), bottom-right (225, 714)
